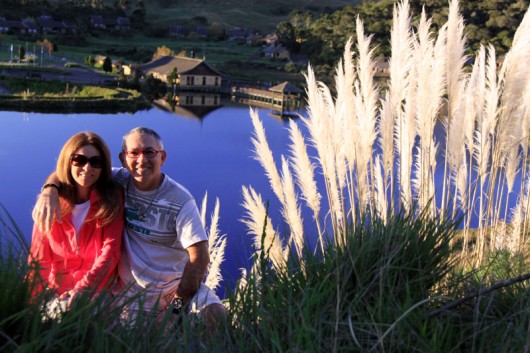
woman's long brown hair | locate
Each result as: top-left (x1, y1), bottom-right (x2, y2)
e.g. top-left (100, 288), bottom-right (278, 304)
top-left (56, 132), bottom-right (122, 226)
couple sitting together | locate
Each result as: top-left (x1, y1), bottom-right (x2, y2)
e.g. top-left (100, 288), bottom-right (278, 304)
top-left (28, 126), bottom-right (226, 331)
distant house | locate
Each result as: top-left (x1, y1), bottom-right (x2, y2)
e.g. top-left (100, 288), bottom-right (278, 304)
top-left (246, 32), bottom-right (265, 46)
top-left (138, 56), bottom-right (223, 91)
top-left (264, 33), bottom-right (279, 45)
top-left (227, 27), bottom-right (252, 40)
top-left (374, 56), bottom-right (390, 75)
top-left (6, 20), bottom-right (26, 34)
top-left (90, 15), bottom-right (130, 31)
top-left (169, 24), bottom-right (189, 38)
top-left (116, 17), bottom-right (131, 31)
top-left (263, 43), bottom-right (290, 60)
top-left (90, 15), bottom-right (105, 29)
top-left (22, 19), bottom-right (38, 35)
top-left (122, 64), bottom-right (133, 76)
top-left (195, 26), bottom-right (208, 39)
top-left (36, 15), bottom-right (67, 34)
top-left (0, 17), bottom-right (8, 32)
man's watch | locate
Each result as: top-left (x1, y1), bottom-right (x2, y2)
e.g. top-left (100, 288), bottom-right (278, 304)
top-left (171, 297), bottom-right (184, 315)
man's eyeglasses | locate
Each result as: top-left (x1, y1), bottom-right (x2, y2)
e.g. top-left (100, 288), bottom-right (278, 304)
top-left (70, 154), bottom-right (104, 169)
top-left (124, 150), bottom-right (161, 159)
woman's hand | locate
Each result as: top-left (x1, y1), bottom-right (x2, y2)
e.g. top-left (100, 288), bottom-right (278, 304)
top-left (58, 289), bottom-right (78, 309)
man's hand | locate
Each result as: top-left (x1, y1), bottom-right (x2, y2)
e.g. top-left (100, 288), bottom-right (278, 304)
top-left (32, 187), bottom-right (61, 233)
top-left (175, 240), bottom-right (210, 302)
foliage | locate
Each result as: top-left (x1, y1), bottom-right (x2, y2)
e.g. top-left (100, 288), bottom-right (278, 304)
top-left (140, 74), bottom-right (166, 100)
top-left (102, 56), bottom-right (113, 73)
top-left (281, 0), bottom-right (529, 79)
top-left (2, 197), bottom-right (529, 352)
top-left (152, 45), bottom-right (175, 60)
top-left (227, 205), bottom-right (530, 352)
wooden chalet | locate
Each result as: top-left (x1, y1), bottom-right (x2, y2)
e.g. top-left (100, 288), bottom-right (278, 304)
top-left (138, 56), bottom-right (223, 92)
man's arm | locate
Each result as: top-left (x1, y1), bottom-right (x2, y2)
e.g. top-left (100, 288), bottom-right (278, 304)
top-left (175, 240), bottom-right (210, 303)
top-left (32, 172), bottom-right (61, 233)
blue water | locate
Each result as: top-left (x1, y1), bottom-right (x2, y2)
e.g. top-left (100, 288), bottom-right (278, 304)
top-left (0, 103), bottom-right (305, 298)
top-left (1, 103), bottom-right (523, 299)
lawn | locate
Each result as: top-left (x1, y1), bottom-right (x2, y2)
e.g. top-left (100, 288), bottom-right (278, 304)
top-left (0, 33), bottom-right (306, 85)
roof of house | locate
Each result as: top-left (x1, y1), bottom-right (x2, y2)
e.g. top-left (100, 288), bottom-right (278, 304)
top-left (269, 81), bottom-right (303, 94)
top-left (139, 56), bottom-right (222, 77)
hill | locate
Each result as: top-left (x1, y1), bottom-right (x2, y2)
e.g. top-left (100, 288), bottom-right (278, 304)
top-left (46, 0), bottom-right (362, 33)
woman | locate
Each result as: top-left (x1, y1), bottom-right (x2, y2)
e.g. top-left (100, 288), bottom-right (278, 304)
top-left (28, 132), bottom-right (123, 311)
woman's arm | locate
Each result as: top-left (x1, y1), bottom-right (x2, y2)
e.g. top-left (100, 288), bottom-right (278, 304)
top-left (32, 172), bottom-right (62, 233)
top-left (27, 224), bottom-right (54, 295)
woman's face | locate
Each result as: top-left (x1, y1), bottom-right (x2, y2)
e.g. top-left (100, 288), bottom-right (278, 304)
top-left (70, 144), bottom-right (103, 192)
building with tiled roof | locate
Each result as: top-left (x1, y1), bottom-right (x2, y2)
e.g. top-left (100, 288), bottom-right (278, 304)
top-left (139, 56), bottom-right (223, 91)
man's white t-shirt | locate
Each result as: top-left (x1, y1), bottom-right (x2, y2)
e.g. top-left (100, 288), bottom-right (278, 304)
top-left (113, 168), bottom-right (207, 310)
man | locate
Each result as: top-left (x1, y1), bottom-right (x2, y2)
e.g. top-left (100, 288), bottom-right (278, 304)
top-left (33, 127), bottom-right (226, 331)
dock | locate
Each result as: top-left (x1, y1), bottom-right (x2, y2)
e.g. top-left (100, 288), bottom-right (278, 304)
top-left (231, 81), bottom-right (303, 113)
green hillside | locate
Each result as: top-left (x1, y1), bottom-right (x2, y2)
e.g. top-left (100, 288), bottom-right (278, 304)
top-left (34, 0), bottom-right (361, 33)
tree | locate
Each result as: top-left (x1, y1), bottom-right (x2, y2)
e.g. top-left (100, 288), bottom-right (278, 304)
top-left (167, 66), bottom-right (178, 95)
top-left (152, 45), bottom-right (175, 59)
top-left (208, 22), bottom-right (226, 41)
top-left (103, 56), bottom-right (113, 73)
top-left (130, 0), bottom-right (146, 29)
top-left (276, 21), bottom-right (298, 53)
top-left (114, 0), bottom-right (129, 10)
top-left (38, 39), bottom-right (54, 57)
top-left (18, 45), bottom-right (25, 62)
top-left (141, 74), bottom-right (167, 101)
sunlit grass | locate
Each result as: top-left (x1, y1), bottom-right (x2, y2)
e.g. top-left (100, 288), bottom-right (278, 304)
top-left (3, 201), bottom-right (529, 352)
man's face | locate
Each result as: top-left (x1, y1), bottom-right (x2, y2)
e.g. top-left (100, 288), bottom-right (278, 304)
top-left (120, 132), bottom-right (167, 191)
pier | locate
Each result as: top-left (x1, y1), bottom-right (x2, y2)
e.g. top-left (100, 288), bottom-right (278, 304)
top-left (231, 81), bottom-right (303, 113)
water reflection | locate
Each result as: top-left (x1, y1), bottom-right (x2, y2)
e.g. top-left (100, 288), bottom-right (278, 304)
top-left (0, 105), bottom-right (299, 297)
top-left (159, 92), bottom-right (223, 120)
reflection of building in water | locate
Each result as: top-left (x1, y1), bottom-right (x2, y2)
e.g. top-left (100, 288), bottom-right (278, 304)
top-left (155, 92), bottom-right (222, 120)
top-left (175, 92), bottom-right (220, 107)
top-left (231, 81), bottom-right (303, 115)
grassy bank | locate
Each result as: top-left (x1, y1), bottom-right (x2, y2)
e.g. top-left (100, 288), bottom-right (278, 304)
top-left (1, 204), bottom-right (529, 352)
top-left (0, 77), bottom-right (151, 113)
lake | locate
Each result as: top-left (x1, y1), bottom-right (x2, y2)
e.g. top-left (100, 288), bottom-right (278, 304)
top-left (0, 102), bottom-right (307, 297)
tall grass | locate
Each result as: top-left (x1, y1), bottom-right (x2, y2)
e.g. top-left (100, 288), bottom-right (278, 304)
top-left (238, 0), bottom-right (530, 350)
top-left (2, 201), bottom-right (530, 351)
top-left (3, 0), bottom-right (530, 350)
top-left (245, 0), bottom-right (530, 269)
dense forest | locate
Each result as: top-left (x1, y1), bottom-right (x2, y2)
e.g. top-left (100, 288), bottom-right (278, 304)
top-left (276, 0), bottom-right (529, 72)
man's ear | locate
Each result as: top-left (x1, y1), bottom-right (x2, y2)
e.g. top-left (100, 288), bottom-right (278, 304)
top-left (119, 152), bottom-right (126, 166)
top-left (160, 150), bottom-right (167, 166)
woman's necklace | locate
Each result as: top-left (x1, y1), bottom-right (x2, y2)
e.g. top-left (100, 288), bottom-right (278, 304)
top-left (127, 177), bottom-right (160, 221)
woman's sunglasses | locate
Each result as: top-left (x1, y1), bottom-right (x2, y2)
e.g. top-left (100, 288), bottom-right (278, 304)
top-left (70, 154), bottom-right (103, 169)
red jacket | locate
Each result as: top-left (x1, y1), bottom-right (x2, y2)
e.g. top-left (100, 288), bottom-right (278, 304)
top-left (28, 190), bottom-right (123, 296)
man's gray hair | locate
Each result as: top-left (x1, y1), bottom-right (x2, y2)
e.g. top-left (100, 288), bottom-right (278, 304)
top-left (122, 127), bottom-right (164, 152)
